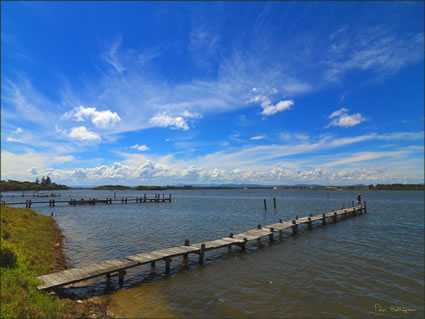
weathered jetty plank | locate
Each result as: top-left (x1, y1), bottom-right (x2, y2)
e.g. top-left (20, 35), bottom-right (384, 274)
top-left (37, 203), bottom-right (364, 290)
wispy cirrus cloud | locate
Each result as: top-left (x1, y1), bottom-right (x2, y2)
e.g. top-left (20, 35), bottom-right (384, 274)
top-left (250, 135), bottom-right (265, 141)
top-left (325, 27), bottom-right (424, 82)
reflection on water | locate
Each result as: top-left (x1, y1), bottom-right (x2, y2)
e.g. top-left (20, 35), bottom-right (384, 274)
top-left (3, 189), bottom-right (424, 318)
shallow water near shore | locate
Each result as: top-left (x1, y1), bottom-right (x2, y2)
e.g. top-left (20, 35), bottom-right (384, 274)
top-left (3, 189), bottom-right (424, 317)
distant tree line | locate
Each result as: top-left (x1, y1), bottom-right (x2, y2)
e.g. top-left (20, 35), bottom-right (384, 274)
top-left (367, 184), bottom-right (424, 190)
top-left (0, 177), bottom-right (69, 192)
top-left (93, 185), bottom-right (165, 190)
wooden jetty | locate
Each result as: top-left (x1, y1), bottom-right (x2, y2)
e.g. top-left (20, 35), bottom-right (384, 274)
top-left (36, 201), bottom-right (367, 290)
top-left (1, 194), bottom-right (172, 208)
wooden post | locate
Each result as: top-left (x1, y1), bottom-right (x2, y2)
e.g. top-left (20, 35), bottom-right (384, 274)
top-left (169, 194), bottom-right (172, 202)
top-left (292, 220), bottom-right (297, 234)
top-left (144, 194), bottom-right (147, 202)
top-left (363, 200), bottom-right (367, 213)
top-left (228, 233), bottom-right (234, 251)
top-left (183, 239), bottom-right (190, 261)
top-left (273, 197), bottom-right (276, 209)
top-left (269, 227), bottom-right (274, 242)
top-left (279, 218), bottom-right (282, 223)
top-left (352, 200), bottom-right (354, 207)
top-left (118, 270), bottom-right (125, 287)
top-left (322, 213), bottom-right (327, 225)
top-left (29, 200), bottom-right (32, 208)
top-left (162, 194), bottom-right (165, 202)
top-left (151, 261), bottom-right (156, 269)
top-left (125, 198), bottom-right (128, 204)
top-left (240, 238), bottom-right (247, 251)
top-left (199, 244), bottom-right (205, 264)
top-left (333, 211), bottom-right (337, 222)
top-left (264, 199), bottom-right (267, 210)
top-left (257, 224), bottom-right (261, 229)
top-left (52, 200), bottom-right (55, 207)
top-left (308, 216), bottom-right (312, 229)
top-left (25, 200), bottom-right (28, 208)
top-left (165, 257), bottom-right (171, 274)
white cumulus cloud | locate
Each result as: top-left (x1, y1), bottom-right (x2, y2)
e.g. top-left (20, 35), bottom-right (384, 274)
top-left (68, 126), bottom-right (101, 141)
top-left (149, 113), bottom-right (189, 130)
top-left (260, 99), bottom-right (294, 117)
top-left (62, 105), bottom-right (121, 129)
top-left (130, 144), bottom-right (149, 151)
top-left (327, 107), bottom-right (366, 128)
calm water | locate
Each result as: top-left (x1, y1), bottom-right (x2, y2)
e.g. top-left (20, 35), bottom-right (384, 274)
top-left (3, 189), bottom-right (424, 318)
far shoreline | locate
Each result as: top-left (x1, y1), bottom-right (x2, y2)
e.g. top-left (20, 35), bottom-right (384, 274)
top-left (1, 179), bottom-right (424, 192)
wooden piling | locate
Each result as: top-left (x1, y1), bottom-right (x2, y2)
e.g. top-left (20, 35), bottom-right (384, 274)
top-left (308, 216), bottom-right (312, 229)
top-left (118, 270), bottom-right (125, 287)
top-left (333, 211), bottom-right (337, 222)
top-left (273, 197), bottom-right (276, 209)
top-left (264, 199), bottom-right (267, 210)
top-left (199, 244), bottom-right (205, 264)
top-left (363, 200), bottom-right (367, 213)
top-left (183, 239), bottom-right (190, 260)
top-left (279, 218), bottom-right (283, 223)
top-left (257, 224), bottom-right (261, 229)
top-left (292, 219), bottom-right (297, 234)
top-left (240, 238), bottom-right (247, 251)
top-left (269, 227), bottom-right (274, 242)
top-left (322, 213), bottom-right (327, 225)
top-left (169, 194), bottom-right (172, 202)
top-left (165, 257), bottom-right (171, 274)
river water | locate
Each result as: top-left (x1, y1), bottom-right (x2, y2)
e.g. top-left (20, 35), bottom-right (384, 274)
top-left (2, 189), bottom-right (424, 318)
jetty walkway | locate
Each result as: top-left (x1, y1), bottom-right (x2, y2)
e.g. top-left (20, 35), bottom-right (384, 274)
top-left (1, 194), bottom-right (172, 208)
top-left (37, 201), bottom-right (367, 290)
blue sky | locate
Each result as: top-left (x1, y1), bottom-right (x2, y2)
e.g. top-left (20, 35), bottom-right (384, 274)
top-left (1, 1), bottom-right (424, 186)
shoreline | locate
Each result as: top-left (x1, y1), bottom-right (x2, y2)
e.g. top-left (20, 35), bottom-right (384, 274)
top-left (0, 206), bottom-right (112, 318)
top-left (51, 215), bottom-right (112, 318)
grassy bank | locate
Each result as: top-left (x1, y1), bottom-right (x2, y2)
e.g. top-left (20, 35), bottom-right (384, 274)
top-left (0, 206), bottom-right (109, 318)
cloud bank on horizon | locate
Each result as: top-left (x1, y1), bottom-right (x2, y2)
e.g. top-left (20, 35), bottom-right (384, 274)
top-left (1, 2), bottom-right (424, 186)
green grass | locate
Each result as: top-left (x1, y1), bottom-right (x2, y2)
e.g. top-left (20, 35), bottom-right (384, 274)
top-left (1, 206), bottom-right (73, 318)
